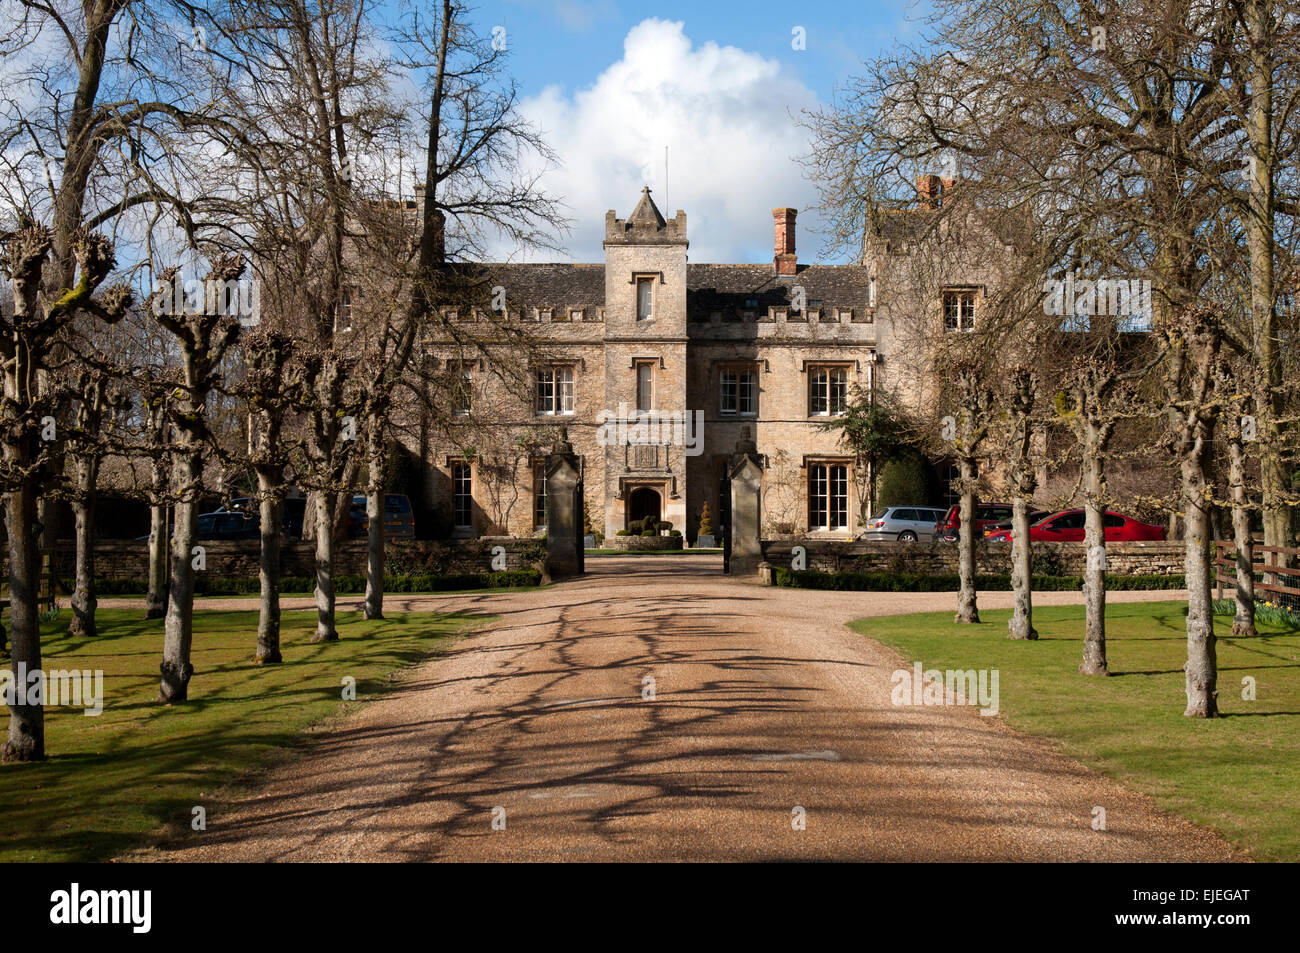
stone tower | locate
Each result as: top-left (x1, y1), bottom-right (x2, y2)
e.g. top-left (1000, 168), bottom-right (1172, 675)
top-left (600, 187), bottom-right (689, 537)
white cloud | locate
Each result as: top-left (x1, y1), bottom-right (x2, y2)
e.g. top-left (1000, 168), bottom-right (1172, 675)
top-left (509, 18), bottom-right (824, 263)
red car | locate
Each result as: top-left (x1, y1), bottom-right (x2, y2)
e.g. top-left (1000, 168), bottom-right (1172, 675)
top-left (935, 503), bottom-right (1014, 542)
top-left (983, 509), bottom-right (1166, 542)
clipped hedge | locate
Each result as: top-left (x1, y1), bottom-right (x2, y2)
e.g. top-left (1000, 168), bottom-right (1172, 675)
top-left (86, 570), bottom-right (541, 597)
top-left (771, 569), bottom-right (1186, 592)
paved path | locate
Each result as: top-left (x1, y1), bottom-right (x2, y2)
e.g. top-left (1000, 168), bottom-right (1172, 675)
top-left (129, 557), bottom-right (1241, 862)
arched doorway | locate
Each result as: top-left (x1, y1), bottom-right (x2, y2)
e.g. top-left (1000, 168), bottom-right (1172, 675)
top-left (627, 486), bottom-right (661, 527)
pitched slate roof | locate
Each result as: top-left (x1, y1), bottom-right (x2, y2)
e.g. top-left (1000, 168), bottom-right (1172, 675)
top-left (686, 264), bottom-right (871, 312)
top-left (445, 260), bottom-right (871, 315)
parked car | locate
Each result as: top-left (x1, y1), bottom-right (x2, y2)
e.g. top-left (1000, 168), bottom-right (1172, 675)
top-left (862, 506), bottom-right (950, 542)
top-left (982, 510), bottom-right (1052, 538)
top-left (346, 493), bottom-right (416, 540)
top-left (196, 511), bottom-right (262, 541)
top-left (983, 509), bottom-right (1167, 543)
top-left (214, 496), bottom-right (307, 539)
top-left (935, 503), bottom-right (1015, 542)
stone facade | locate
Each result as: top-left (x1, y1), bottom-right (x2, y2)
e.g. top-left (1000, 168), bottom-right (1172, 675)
top-left (415, 188), bottom-right (880, 543)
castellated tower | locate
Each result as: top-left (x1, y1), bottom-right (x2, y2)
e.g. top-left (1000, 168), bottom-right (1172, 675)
top-left (600, 188), bottom-right (690, 538)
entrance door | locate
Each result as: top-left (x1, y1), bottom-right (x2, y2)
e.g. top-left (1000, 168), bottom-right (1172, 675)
top-left (627, 487), bottom-right (661, 527)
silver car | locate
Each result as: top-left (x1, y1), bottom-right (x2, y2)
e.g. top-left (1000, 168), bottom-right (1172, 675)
top-left (862, 506), bottom-right (948, 542)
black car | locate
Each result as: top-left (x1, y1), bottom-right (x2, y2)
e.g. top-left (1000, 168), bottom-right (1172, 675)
top-left (345, 493), bottom-right (416, 539)
top-left (215, 496), bottom-right (307, 539)
top-left (196, 511), bottom-right (262, 541)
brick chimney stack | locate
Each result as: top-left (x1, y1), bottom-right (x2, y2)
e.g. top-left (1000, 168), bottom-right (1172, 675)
top-left (916, 174), bottom-right (953, 209)
top-left (773, 207), bottom-right (797, 276)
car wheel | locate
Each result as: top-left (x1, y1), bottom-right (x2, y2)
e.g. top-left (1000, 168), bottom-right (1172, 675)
top-left (898, 531), bottom-right (918, 542)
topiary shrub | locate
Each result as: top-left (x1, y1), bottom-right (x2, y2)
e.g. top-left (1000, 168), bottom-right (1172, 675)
top-left (874, 447), bottom-right (938, 509)
top-left (641, 529), bottom-right (656, 537)
top-left (616, 529), bottom-right (630, 536)
top-left (698, 502), bottom-right (714, 537)
top-left (658, 521), bottom-right (673, 532)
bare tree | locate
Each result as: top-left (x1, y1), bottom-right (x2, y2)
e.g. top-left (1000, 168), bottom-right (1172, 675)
top-left (1161, 305), bottom-right (1227, 717)
top-left (1003, 365), bottom-right (1040, 640)
top-left (1, 225), bottom-right (130, 761)
top-left (241, 329), bottom-right (302, 662)
top-left (150, 260), bottom-right (243, 702)
top-left (947, 359), bottom-right (996, 624)
top-left (64, 369), bottom-right (117, 638)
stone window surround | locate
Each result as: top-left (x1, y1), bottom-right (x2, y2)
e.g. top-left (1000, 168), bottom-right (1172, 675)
top-left (942, 286), bottom-right (982, 331)
top-left (718, 363), bottom-right (759, 417)
top-left (534, 363), bottom-right (576, 416)
top-left (805, 362), bottom-right (853, 418)
top-left (805, 457), bottom-right (853, 533)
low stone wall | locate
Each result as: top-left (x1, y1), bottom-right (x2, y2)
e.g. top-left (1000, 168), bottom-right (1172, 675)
top-left (603, 535), bottom-right (684, 552)
top-left (32, 537), bottom-right (547, 581)
top-left (759, 539), bottom-right (1186, 577)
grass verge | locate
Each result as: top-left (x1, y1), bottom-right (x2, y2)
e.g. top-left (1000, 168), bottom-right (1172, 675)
top-left (0, 605), bottom-right (489, 862)
top-left (848, 601), bottom-right (1300, 861)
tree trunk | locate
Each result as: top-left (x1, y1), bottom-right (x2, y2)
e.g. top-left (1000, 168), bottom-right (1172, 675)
top-left (1228, 436), bottom-right (1257, 638)
top-left (1183, 446), bottom-right (1219, 718)
top-left (255, 470), bottom-right (283, 663)
top-left (364, 434), bottom-right (385, 620)
top-left (68, 457), bottom-right (99, 638)
top-left (954, 459), bottom-right (979, 623)
top-left (1079, 444), bottom-right (1109, 675)
top-left (146, 503), bottom-right (168, 619)
top-left (1008, 496), bottom-right (1037, 639)
top-left (159, 453), bottom-right (199, 702)
top-left (3, 477), bottom-right (43, 761)
top-left (313, 489), bottom-right (339, 642)
top-left (1246, 0), bottom-right (1290, 580)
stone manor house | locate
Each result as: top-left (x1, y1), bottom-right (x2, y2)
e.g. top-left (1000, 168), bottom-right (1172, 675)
top-left (412, 180), bottom-right (1013, 542)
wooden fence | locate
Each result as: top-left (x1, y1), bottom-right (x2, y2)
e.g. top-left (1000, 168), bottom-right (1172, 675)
top-left (1213, 541), bottom-right (1300, 607)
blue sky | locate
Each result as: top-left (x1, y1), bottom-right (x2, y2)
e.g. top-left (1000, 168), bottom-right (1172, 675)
top-left (448, 0), bottom-right (931, 263)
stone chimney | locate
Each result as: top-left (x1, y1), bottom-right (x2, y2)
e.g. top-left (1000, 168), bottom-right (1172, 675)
top-left (773, 207), bottom-right (797, 276)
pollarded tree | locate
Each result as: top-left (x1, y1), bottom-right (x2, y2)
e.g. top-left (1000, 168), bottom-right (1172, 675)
top-left (948, 358), bottom-right (997, 624)
top-left (1003, 364), bottom-right (1040, 640)
top-left (1058, 354), bottom-right (1126, 676)
top-left (0, 225), bottom-right (131, 761)
top-left (1218, 357), bottom-right (1258, 638)
top-left (1160, 305), bottom-right (1227, 718)
top-left (241, 328), bottom-right (303, 662)
top-left (150, 258), bottom-right (244, 702)
top-left (64, 368), bottom-right (124, 638)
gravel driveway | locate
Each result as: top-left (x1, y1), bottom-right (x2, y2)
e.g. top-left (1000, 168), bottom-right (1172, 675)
top-left (125, 556), bottom-right (1241, 862)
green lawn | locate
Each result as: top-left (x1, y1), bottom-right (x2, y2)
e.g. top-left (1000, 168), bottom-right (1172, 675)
top-left (0, 605), bottom-right (489, 862)
top-left (849, 602), bottom-right (1300, 861)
